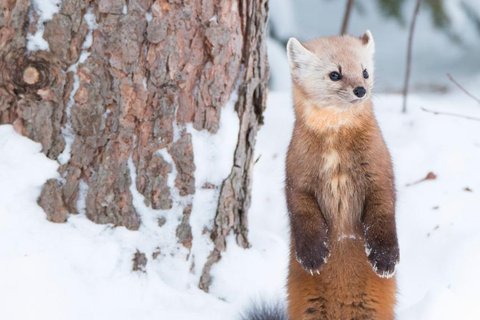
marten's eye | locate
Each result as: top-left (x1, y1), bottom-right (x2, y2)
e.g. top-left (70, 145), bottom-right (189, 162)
top-left (329, 71), bottom-right (342, 81)
top-left (363, 69), bottom-right (369, 79)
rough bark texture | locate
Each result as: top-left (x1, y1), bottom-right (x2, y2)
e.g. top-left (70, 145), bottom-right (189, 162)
top-left (0, 0), bottom-right (268, 290)
top-left (199, 0), bottom-right (269, 291)
top-left (132, 249), bottom-right (148, 272)
top-left (38, 179), bottom-right (69, 223)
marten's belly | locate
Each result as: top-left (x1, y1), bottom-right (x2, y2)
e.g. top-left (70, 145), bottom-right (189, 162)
top-left (287, 239), bottom-right (396, 320)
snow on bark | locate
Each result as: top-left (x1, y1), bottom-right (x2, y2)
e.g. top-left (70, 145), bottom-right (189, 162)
top-left (199, 0), bottom-right (269, 291)
top-left (27, 0), bottom-right (62, 51)
top-left (0, 0), bottom-right (268, 290)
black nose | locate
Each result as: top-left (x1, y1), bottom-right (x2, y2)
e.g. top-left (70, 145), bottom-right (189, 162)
top-left (353, 86), bottom-right (366, 98)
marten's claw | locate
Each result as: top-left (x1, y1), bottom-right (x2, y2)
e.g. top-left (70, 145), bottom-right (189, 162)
top-left (366, 243), bottom-right (399, 278)
top-left (295, 240), bottom-right (330, 275)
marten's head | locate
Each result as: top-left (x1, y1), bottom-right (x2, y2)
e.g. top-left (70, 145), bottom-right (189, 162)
top-left (287, 31), bottom-right (375, 109)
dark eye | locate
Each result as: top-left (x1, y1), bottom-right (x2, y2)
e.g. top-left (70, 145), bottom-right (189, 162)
top-left (329, 71), bottom-right (342, 81)
top-left (363, 69), bottom-right (369, 79)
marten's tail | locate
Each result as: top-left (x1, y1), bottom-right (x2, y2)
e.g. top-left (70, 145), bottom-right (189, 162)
top-left (240, 301), bottom-right (287, 320)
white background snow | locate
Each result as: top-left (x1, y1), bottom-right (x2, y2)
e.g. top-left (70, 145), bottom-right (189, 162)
top-left (2, 0), bottom-right (480, 319)
top-left (2, 90), bottom-right (480, 319)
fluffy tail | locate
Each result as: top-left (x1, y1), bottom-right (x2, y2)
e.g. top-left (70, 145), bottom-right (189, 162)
top-left (240, 301), bottom-right (288, 320)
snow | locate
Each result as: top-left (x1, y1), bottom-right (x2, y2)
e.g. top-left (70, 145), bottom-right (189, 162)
top-left (58, 9), bottom-right (97, 165)
top-left (31, 0), bottom-right (61, 21)
top-left (379, 94), bottom-right (480, 319)
top-left (187, 97), bottom-right (240, 281)
top-left (2, 85), bottom-right (480, 319)
top-left (27, 0), bottom-right (62, 51)
top-left (0, 125), bottom-right (231, 320)
top-left (267, 38), bottom-right (291, 91)
top-left (5, 0), bottom-right (480, 317)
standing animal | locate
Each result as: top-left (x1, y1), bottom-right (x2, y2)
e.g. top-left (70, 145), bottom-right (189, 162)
top-left (242, 31), bottom-right (399, 320)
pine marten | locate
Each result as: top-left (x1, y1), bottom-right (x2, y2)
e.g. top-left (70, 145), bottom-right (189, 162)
top-left (242, 31), bottom-right (399, 320)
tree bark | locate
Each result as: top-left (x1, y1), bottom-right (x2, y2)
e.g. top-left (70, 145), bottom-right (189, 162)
top-left (199, 0), bottom-right (269, 291)
top-left (0, 0), bottom-right (268, 290)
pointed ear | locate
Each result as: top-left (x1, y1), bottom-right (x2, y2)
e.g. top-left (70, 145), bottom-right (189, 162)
top-left (286, 37), bottom-right (317, 71)
top-left (360, 30), bottom-right (375, 54)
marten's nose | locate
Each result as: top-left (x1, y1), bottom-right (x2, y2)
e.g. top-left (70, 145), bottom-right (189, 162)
top-left (353, 86), bottom-right (366, 98)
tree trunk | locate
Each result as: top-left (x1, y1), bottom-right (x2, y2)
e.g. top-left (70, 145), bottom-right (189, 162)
top-left (0, 0), bottom-right (268, 291)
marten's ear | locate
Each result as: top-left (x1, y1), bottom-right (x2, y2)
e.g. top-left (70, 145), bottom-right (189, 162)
top-left (360, 30), bottom-right (375, 55)
top-left (287, 38), bottom-right (318, 79)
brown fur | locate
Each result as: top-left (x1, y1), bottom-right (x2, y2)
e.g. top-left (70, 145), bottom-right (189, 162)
top-left (285, 64), bottom-right (399, 319)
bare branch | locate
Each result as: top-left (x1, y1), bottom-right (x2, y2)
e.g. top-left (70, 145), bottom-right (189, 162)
top-left (402, 0), bottom-right (422, 113)
top-left (447, 73), bottom-right (480, 105)
top-left (340, 0), bottom-right (355, 35)
top-left (421, 107), bottom-right (480, 122)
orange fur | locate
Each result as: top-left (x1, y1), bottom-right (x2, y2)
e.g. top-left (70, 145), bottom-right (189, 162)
top-left (288, 240), bottom-right (396, 320)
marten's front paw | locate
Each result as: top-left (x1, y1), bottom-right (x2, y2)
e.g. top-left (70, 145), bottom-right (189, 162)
top-left (294, 238), bottom-right (330, 275)
top-left (365, 242), bottom-right (399, 278)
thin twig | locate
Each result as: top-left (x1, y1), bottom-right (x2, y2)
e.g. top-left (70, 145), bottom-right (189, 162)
top-left (421, 107), bottom-right (480, 122)
top-left (447, 73), bottom-right (480, 105)
top-left (402, 0), bottom-right (422, 113)
top-left (405, 171), bottom-right (437, 187)
top-left (340, 0), bottom-right (355, 35)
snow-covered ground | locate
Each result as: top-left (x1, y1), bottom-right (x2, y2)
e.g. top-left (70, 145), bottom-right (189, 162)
top-left (4, 0), bottom-right (479, 318)
top-left (1, 89), bottom-right (480, 319)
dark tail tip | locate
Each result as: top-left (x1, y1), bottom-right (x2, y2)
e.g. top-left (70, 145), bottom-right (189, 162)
top-left (240, 301), bottom-right (288, 320)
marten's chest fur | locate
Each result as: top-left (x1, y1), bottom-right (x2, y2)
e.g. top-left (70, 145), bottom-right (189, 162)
top-left (287, 109), bottom-right (377, 237)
